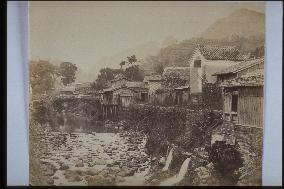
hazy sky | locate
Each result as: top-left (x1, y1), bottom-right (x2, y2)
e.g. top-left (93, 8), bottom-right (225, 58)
top-left (29, 1), bottom-right (265, 77)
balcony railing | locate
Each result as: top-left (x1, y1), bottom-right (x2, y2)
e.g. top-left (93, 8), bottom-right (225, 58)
top-left (224, 112), bottom-right (238, 122)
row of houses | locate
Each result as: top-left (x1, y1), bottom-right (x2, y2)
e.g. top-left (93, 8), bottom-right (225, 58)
top-left (99, 45), bottom-right (264, 132)
top-left (56, 45), bottom-right (264, 131)
top-left (97, 45), bottom-right (264, 107)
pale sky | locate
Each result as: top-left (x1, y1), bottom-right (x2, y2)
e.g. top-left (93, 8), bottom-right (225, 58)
top-left (29, 1), bottom-right (265, 79)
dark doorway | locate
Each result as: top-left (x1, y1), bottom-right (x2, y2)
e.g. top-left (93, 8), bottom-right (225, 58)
top-left (231, 94), bottom-right (238, 112)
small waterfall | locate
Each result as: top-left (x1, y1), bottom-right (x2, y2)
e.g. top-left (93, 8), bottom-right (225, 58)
top-left (60, 111), bottom-right (67, 132)
top-left (162, 148), bottom-right (174, 171)
top-left (160, 157), bottom-right (191, 186)
top-left (176, 157), bottom-right (191, 179)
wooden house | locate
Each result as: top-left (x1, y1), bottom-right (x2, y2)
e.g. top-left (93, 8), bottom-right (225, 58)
top-left (174, 85), bottom-right (190, 105)
top-left (210, 68), bottom-right (264, 146)
top-left (188, 45), bottom-right (246, 103)
top-left (59, 85), bottom-right (75, 96)
top-left (143, 74), bottom-right (163, 103)
top-left (74, 82), bottom-right (92, 94)
top-left (110, 74), bottom-right (132, 88)
top-left (102, 74), bottom-right (149, 107)
top-left (102, 85), bottom-right (146, 107)
top-left (221, 68), bottom-right (264, 127)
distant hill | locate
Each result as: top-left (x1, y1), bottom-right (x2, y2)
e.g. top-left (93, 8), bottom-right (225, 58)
top-left (92, 41), bottom-right (161, 71)
top-left (201, 8), bottom-right (265, 39)
top-left (142, 8), bottom-right (265, 74)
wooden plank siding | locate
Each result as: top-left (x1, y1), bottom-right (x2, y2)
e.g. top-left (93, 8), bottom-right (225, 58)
top-left (238, 86), bottom-right (263, 128)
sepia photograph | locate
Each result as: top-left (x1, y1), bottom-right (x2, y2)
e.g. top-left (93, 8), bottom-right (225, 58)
top-left (29, 1), bottom-right (265, 186)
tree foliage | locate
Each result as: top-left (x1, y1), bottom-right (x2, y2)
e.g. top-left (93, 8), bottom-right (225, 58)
top-left (127, 55), bottom-right (138, 65)
top-left (30, 60), bottom-right (58, 94)
top-left (209, 141), bottom-right (243, 185)
top-left (59, 62), bottom-right (78, 86)
top-left (162, 71), bottom-right (187, 89)
top-left (124, 65), bottom-right (144, 81)
top-left (92, 55), bottom-right (145, 90)
top-left (201, 73), bottom-right (223, 110)
top-left (30, 60), bottom-right (78, 94)
top-left (92, 68), bottom-right (124, 90)
top-left (119, 60), bottom-right (126, 69)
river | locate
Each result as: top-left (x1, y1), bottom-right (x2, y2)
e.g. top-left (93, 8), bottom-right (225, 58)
top-left (39, 130), bottom-right (152, 186)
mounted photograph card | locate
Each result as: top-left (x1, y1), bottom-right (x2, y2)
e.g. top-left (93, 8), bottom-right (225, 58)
top-left (29, 1), bottom-right (265, 186)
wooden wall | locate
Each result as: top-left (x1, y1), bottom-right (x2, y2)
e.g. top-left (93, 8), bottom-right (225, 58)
top-left (238, 86), bottom-right (263, 128)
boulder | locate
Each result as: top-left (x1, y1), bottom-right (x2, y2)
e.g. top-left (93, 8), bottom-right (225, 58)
top-left (74, 169), bottom-right (85, 176)
top-left (86, 168), bottom-right (101, 176)
top-left (86, 175), bottom-right (114, 186)
top-left (75, 162), bottom-right (84, 167)
top-left (115, 176), bottom-right (125, 183)
top-left (159, 157), bottom-right (166, 165)
top-left (59, 163), bottom-right (69, 170)
top-left (106, 163), bottom-right (113, 167)
top-left (95, 159), bottom-right (106, 165)
top-left (71, 175), bottom-right (83, 182)
top-left (46, 178), bottom-right (54, 185)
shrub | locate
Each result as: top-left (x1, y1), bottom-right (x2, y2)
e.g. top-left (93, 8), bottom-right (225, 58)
top-left (208, 141), bottom-right (243, 185)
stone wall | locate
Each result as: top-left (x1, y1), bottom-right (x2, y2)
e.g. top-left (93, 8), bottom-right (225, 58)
top-left (234, 125), bottom-right (263, 185)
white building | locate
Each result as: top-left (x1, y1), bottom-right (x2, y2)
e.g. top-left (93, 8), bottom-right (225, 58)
top-left (188, 45), bottom-right (246, 102)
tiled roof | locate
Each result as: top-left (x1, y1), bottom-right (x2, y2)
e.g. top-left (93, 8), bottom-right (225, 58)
top-left (127, 81), bottom-right (145, 88)
top-left (163, 66), bottom-right (190, 80)
top-left (144, 75), bottom-right (162, 81)
top-left (75, 82), bottom-right (92, 88)
top-left (213, 57), bottom-right (264, 76)
top-left (197, 45), bottom-right (246, 61)
top-left (222, 68), bottom-right (264, 87)
top-left (110, 74), bottom-right (131, 82)
top-left (60, 85), bottom-right (75, 92)
top-left (175, 85), bottom-right (190, 90)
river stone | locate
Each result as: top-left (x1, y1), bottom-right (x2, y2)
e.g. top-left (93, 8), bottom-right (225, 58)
top-left (124, 168), bottom-right (136, 176)
top-left (87, 175), bottom-right (113, 186)
top-left (74, 169), bottom-right (85, 176)
top-left (117, 169), bottom-right (128, 177)
top-left (86, 168), bottom-right (101, 176)
top-left (106, 163), bottom-right (113, 167)
top-left (68, 175), bottom-right (83, 182)
top-left (88, 163), bottom-right (94, 167)
top-left (47, 178), bottom-right (54, 185)
top-left (95, 159), bottom-right (106, 165)
top-left (115, 176), bottom-right (125, 183)
top-left (159, 157), bottom-right (166, 165)
top-left (75, 162), bottom-right (84, 167)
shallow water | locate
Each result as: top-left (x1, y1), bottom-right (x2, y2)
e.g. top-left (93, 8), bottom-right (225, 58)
top-left (40, 131), bottom-right (151, 186)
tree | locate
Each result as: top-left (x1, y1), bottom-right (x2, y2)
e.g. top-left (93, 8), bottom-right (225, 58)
top-left (209, 141), bottom-right (243, 185)
top-left (124, 65), bottom-right (144, 81)
top-left (162, 72), bottom-right (187, 89)
top-left (127, 55), bottom-right (137, 65)
top-left (202, 72), bottom-right (223, 110)
top-left (59, 62), bottom-right (78, 86)
top-left (30, 60), bottom-right (58, 94)
top-left (119, 60), bottom-right (126, 69)
top-left (92, 68), bottom-right (124, 90)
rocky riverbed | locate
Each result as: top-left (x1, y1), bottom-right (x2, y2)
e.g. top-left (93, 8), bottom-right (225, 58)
top-left (39, 131), bottom-right (152, 186)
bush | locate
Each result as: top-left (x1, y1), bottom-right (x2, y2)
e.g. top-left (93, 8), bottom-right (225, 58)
top-left (208, 141), bottom-right (243, 185)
